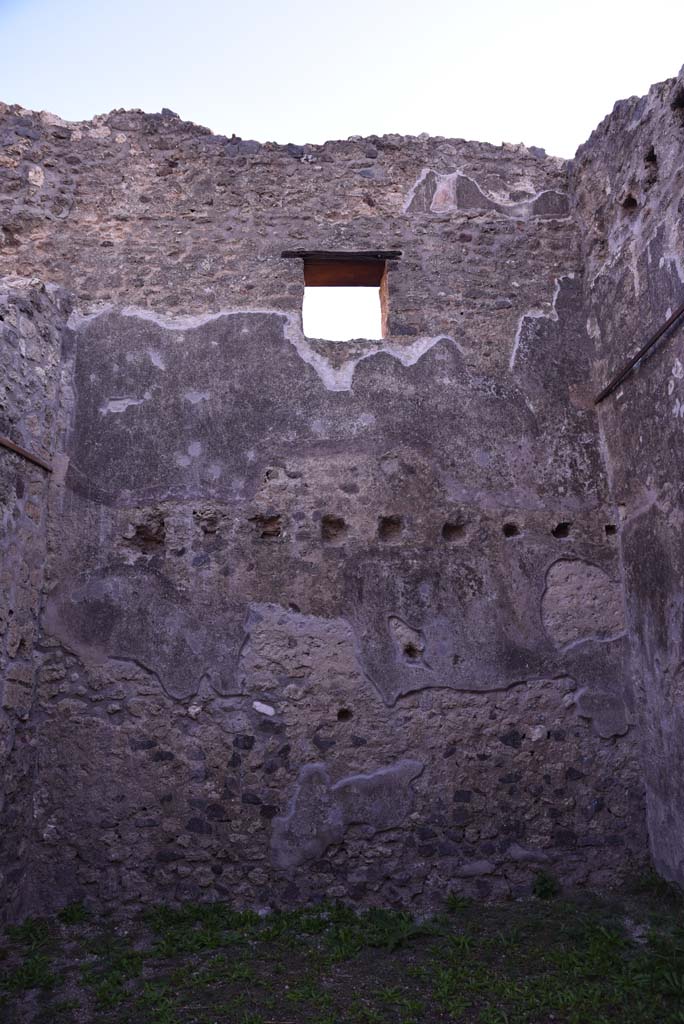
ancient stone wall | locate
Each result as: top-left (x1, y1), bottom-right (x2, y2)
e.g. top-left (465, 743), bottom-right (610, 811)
top-left (0, 99), bottom-right (650, 918)
top-left (0, 277), bottom-right (70, 924)
top-left (573, 64), bottom-right (684, 886)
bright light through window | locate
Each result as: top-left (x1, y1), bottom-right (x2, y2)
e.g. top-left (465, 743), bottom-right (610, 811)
top-left (303, 287), bottom-right (383, 341)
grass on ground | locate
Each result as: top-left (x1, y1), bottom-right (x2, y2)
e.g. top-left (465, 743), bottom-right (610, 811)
top-left (1, 873), bottom-right (684, 1024)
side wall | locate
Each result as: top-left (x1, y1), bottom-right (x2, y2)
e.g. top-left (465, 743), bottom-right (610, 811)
top-left (573, 64), bottom-right (684, 885)
top-left (0, 278), bottom-right (69, 924)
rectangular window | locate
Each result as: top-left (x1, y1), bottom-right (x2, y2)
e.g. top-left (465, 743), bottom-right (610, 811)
top-left (282, 250), bottom-right (401, 341)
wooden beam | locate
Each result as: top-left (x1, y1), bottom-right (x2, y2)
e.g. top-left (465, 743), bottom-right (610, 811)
top-left (282, 249), bottom-right (401, 262)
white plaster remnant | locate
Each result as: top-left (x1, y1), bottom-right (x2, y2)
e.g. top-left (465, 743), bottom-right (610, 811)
top-left (252, 700), bottom-right (275, 716)
top-left (509, 274), bottom-right (574, 371)
top-left (586, 313), bottom-right (601, 340)
top-left (42, 821), bottom-right (60, 843)
top-left (402, 166), bottom-right (433, 212)
top-left (183, 390), bottom-right (209, 404)
top-left (669, 361), bottom-right (684, 406)
top-left (148, 350), bottom-right (166, 370)
top-left (284, 324), bottom-right (463, 392)
top-left (98, 395), bottom-right (148, 414)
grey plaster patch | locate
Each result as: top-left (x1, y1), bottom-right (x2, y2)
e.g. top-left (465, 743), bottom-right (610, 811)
top-left (271, 759), bottom-right (424, 870)
top-left (456, 859), bottom-right (496, 877)
top-left (183, 390), bottom-right (209, 404)
top-left (506, 842), bottom-right (551, 864)
top-left (43, 569), bottom-right (243, 699)
top-left (573, 686), bottom-right (629, 739)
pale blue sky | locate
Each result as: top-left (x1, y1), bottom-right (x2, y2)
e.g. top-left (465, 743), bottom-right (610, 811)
top-left (1, 0), bottom-right (683, 157)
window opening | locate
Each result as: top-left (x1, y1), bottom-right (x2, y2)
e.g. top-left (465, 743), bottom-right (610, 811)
top-left (282, 250), bottom-right (401, 342)
top-left (303, 287), bottom-right (382, 341)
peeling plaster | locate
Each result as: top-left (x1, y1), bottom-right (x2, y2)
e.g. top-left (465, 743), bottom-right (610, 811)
top-left (509, 275), bottom-right (574, 371)
top-left (405, 168), bottom-right (569, 219)
top-left (70, 305), bottom-right (463, 392)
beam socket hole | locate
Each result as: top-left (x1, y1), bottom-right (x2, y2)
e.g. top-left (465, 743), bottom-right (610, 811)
top-left (378, 515), bottom-right (403, 541)
top-left (551, 521), bottom-right (572, 539)
top-left (321, 514), bottom-right (347, 544)
top-left (442, 520), bottom-right (466, 543)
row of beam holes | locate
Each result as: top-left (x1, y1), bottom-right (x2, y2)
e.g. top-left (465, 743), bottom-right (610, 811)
top-left (320, 515), bottom-right (618, 543)
top-left (503, 520), bottom-right (617, 539)
top-left (252, 513), bottom-right (617, 542)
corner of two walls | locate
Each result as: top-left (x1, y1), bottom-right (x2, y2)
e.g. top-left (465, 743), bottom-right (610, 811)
top-left (571, 63), bottom-right (684, 886)
top-left (0, 277), bottom-right (71, 925)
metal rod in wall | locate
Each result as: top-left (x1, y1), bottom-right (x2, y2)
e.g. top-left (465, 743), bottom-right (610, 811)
top-left (0, 434), bottom-right (52, 472)
top-left (595, 299), bottom-right (684, 404)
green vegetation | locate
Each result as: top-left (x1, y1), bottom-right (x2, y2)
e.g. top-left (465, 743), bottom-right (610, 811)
top-left (531, 870), bottom-right (561, 900)
top-left (2, 881), bottom-right (684, 1022)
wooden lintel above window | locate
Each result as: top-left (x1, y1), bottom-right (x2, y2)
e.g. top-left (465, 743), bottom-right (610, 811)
top-left (282, 250), bottom-right (402, 288)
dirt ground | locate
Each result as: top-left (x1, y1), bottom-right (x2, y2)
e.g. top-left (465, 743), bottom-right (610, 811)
top-left (2, 873), bottom-right (684, 1024)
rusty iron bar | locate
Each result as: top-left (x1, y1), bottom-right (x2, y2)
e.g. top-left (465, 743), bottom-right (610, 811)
top-left (595, 298), bottom-right (684, 404)
top-left (0, 434), bottom-right (52, 472)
